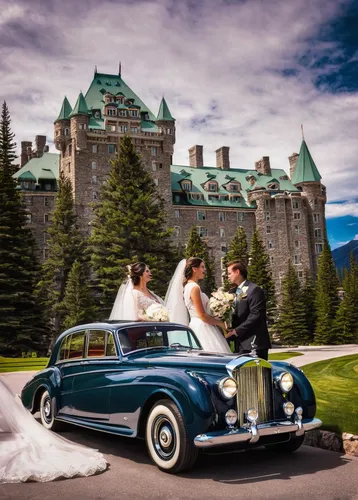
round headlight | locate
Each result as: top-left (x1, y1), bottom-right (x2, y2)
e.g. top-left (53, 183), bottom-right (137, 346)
top-left (283, 401), bottom-right (295, 416)
top-left (225, 409), bottom-right (238, 426)
top-left (246, 408), bottom-right (258, 423)
top-left (218, 377), bottom-right (238, 400)
top-left (278, 372), bottom-right (294, 392)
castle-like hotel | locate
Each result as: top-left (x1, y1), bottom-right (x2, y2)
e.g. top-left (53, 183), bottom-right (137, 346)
top-left (14, 67), bottom-right (326, 287)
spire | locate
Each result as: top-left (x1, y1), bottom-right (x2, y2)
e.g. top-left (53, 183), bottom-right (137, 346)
top-left (291, 139), bottom-right (322, 185)
top-left (157, 97), bottom-right (174, 121)
top-left (94, 64), bottom-right (98, 76)
top-left (54, 96), bottom-right (72, 123)
top-left (118, 61), bottom-right (121, 77)
top-left (69, 92), bottom-right (89, 117)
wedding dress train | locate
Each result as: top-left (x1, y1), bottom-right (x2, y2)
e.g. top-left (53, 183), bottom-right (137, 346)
top-left (0, 378), bottom-right (107, 484)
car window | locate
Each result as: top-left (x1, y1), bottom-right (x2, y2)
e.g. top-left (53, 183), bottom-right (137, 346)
top-left (58, 332), bottom-right (85, 361)
top-left (87, 330), bottom-right (106, 357)
top-left (117, 326), bottom-right (201, 354)
top-left (86, 330), bottom-right (117, 358)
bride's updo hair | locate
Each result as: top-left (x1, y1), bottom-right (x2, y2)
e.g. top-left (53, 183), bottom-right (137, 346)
top-left (128, 262), bottom-right (147, 285)
top-left (183, 257), bottom-right (204, 285)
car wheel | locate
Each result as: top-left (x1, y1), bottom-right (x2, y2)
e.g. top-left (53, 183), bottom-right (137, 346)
top-left (145, 399), bottom-right (198, 473)
top-left (266, 434), bottom-right (305, 453)
top-left (39, 390), bottom-right (63, 431)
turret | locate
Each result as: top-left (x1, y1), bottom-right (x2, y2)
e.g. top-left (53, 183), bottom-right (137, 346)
top-left (54, 96), bottom-right (72, 154)
top-left (70, 92), bottom-right (89, 151)
top-left (156, 97), bottom-right (175, 153)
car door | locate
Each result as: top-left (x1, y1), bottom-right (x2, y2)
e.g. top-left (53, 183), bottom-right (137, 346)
top-left (56, 331), bottom-right (85, 416)
top-left (70, 329), bottom-right (118, 422)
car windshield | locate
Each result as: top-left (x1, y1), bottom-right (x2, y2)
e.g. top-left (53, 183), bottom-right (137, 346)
top-left (117, 325), bottom-right (202, 355)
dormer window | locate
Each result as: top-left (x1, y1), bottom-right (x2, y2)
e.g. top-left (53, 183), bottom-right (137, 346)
top-left (181, 181), bottom-right (192, 191)
top-left (267, 182), bottom-right (279, 190)
top-left (119, 110), bottom-right (127, 117)
top-left (107, 108), bottom-right (117, 116)
top-left (227, 182), bottom-right (241, 192)
top-left (208, 182), bottom-right (217, 192)
top-left (105, 95), bottom-right (114, 103)
top-left (129, 109), bottom-right (138, 118)
top-left (116, 97), bottom-right (123, 104)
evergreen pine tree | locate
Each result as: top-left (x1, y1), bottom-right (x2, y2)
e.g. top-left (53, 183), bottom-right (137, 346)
top-left (347, 253), bottom-right (358, 342)
top-left (222, 227), bottom-right (249, 290)
top-left (37, 171), bottom-right (84, 344)
top-left (274, 261), bottom-right (308, 345)
top-left (301, 269), bottom-right (316, 343)
top-left (0, 101), bottom-right (47, 356)
top-left (62, 260), bottom-right (97, 330)
top-left (184, 226), bottom-right (216, 295)
top-left (89, 136), bottom-right (177, 317)
top-left (313, 240), bottom-right (340, 344)
top-left (248, 229), bottom-right (276, 322)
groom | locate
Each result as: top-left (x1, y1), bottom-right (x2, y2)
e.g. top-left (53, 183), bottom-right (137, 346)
top-left (225, 260), bottom-right (271, 360)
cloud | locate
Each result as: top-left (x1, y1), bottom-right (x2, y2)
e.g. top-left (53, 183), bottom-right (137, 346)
top-left (355, 234), bottom-right (358, 240)
top-left (326, 202), bottom-right (358, 218)
top-left (1, 0), bottom-right (357, 208)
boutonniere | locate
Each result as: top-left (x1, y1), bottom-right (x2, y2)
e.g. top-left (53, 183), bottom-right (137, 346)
top-left (239, 285), bottom-right (249, 300)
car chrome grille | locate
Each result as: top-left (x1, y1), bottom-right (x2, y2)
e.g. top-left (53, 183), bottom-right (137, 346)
top-left (235, 361), bottom-right (273, 424)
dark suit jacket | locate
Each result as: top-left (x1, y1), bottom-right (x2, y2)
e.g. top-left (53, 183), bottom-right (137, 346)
top-left (228, 280), bottom-right (271, 353)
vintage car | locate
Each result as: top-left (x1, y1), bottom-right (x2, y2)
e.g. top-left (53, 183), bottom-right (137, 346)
top-left (21, 322), bottom-right (322, 473)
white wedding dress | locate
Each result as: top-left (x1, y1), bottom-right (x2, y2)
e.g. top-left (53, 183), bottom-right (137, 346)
top-left (109, 279), bottom-right (163, 321)
top-left (184, 282), bottom-right (231, 354)
top-left (0, 378), bottom-right (107, 484)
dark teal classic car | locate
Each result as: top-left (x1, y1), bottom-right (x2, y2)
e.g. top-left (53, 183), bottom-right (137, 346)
top-left (21, 322), bottom-right (322, 473)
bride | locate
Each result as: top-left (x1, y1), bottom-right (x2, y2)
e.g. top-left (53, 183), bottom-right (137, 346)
top-left (165, 258), bottom-right (231, 354)
top-left (109, 262), bottom-right (164, 321)
top-left (0, 377), bottom-right (107, 483)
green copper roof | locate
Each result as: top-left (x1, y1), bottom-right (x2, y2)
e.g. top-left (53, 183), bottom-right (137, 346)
top-left (55, 96), bottom-right (72, 123)
top-left (291, 140), bottom-right (322, 184)
top-left (13, 153), bottom-right (60, 185)
top-left (70, 92), bottom-right (89, 117)
top-left (157, 97), bottom-right (174, 121)
top-left (171, 165), bottom-right (299, 208)
top-left (85, 72), bottom-right (156, 120)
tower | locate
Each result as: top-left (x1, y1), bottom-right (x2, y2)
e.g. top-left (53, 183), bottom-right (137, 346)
top-left (290, 139), bottom-right (326, 275)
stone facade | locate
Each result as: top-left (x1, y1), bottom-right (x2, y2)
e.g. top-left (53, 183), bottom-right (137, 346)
top-left (16, 69), bottom-right (327, 292)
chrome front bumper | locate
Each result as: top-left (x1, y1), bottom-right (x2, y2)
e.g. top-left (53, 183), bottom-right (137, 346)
top-left (194, 418), bottom-right (322, 449)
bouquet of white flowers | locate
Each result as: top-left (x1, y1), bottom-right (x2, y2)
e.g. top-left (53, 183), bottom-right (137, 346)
top-left (144, 303), bottom-right (171, 322)
top-left (209, 288), bottom-right (235, 326)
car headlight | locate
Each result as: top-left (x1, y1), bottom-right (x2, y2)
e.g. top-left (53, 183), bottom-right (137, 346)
top-left (278, 372), bottom-right (294, 392)
top-left (218, 377), bottom-right (238, 400)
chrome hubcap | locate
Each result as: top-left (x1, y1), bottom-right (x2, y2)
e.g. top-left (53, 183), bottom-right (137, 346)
top-left (152, 416), bottom-right (176, 460)
top-left (42, 396), bottom-right (52, 423)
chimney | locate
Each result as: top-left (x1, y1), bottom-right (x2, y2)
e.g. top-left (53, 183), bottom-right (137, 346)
top-left (35, 135), bottom-right (46, 158)
top-left (21, 141), bottom-right (32, 167)
top-left (216, 146), bottom-right (230, 170)
top-left (288, 152), bottom-right (299, 179)
top-left (188, 145), bottom-right (203, 168)
top-left (255, 156), bottom-right (271, 175)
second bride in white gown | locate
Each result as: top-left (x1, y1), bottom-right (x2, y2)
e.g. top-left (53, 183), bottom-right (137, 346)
top-left (165, 258), bottom-right (231, 354)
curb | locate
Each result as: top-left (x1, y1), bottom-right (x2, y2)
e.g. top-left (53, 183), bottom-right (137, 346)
top-left (304, 429), bottom-right (358, 457)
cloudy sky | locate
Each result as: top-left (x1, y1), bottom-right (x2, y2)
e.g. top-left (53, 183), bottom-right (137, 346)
top-left (1, 0), bottom-right (357, 248)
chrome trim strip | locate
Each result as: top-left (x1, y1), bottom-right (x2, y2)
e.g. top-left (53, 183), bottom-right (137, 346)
top-left (193, 418), bottom-right (322, 448)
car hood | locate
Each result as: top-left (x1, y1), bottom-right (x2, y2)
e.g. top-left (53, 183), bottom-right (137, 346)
top-left (126, 349), bottom-right (241, 371)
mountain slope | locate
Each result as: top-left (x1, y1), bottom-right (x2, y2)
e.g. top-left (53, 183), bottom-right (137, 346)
top-left (332, 240), bottom-right (358, 278)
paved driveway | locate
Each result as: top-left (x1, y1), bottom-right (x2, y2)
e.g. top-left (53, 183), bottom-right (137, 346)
top-left (269, 344), bottom-right (358, 367)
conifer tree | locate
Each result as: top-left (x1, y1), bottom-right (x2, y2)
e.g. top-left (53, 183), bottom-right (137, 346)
top-left (89, 136), bottom-right (177, 317)
top-left (0, 102), bottom-right (47, 356)
top-left (313, 241), bottom-right (340, 344)
top-left (222, 227), bottom-right (249, 290)
top-left (301, 269), bottom-right (316, 343)
top-left (347, 254), bottom-right (358, 341)
top-left (37, 171), bottom-right (84, 344)
top-left (274, 261), bottom-right (308, 345)
top-left (184, 226), bottom-right (216, 295)
top-left (62, 260), bottom-right (97, 330)
top-left (248, 229), bottom-right (276, 322)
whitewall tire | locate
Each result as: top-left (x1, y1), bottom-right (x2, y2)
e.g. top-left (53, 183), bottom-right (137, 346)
top-left (145, 399), bottom-right (198, 473)
top-left (39, 390), bottom-right (63, 431)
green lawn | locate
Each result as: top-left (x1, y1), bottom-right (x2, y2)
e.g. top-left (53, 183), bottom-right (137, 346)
top-left (0, 357), bottom-right (49, 373)
top-left (302, 354), bottom-right (358, 435)
top-left (268, 351), bottom-right (303, 361)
